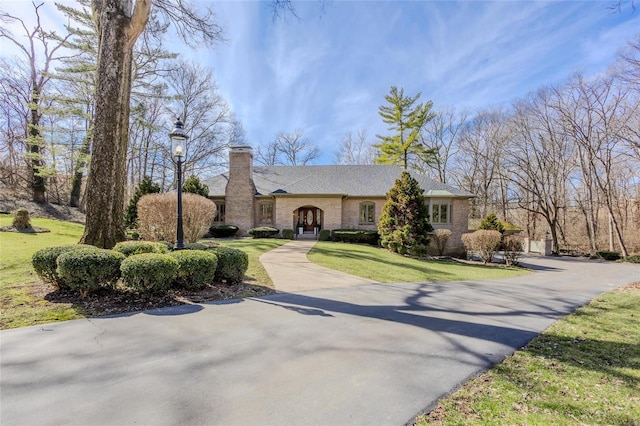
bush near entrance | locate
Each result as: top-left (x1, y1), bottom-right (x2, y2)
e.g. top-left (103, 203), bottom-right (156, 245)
top-left (248, 227), bottom-right (279, 238)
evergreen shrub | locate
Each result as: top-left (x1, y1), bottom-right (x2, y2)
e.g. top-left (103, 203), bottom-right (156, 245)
top-left (56, 248), bottom-right (125, 297)
top-left (120, 253), bottom-right (178, 293)
top-left (113, 241), bottom-right (168, 257)
top-left (624, 255), bottom-right (640, 263)
top-left (169, 250), bottom-right (218, 290)
top-left (210, 247), bottom-right (248, 284)
top-left (478, 212), bottom-right (505, 234)
top-left (596, 251), bottom-right (621, 261)
top-left (248, 227), bottom-right (279, 238)
top-left (282, 229), bottom-right (294, 240)
top-left (184, 242), bottom-right (209, 251)
top-left (182, 175), bottom-right (209, 197)
top-left (318, 229), bottom-right (331, 241)
top-left (331, 229), bottom-right (379, 245)
top-left (32, 244), bottom-right (97, 287)
top-left (125, 176), bottom-right (160, 228)
top-left (208, 225), bottom-right (239, 238)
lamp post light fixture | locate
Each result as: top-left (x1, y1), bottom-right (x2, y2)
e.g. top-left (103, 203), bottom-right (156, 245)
top-left (169, 117), bottom-right (189, 250)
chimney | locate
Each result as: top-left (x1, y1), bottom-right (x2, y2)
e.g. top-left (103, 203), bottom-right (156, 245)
top-left (225, 146), bottom-right (255, 234)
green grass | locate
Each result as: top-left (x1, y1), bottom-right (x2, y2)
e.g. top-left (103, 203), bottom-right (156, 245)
top-left (307, 241), bottom-right (528, 282)
top-left (0, 214), bottom-right (86, 328)
top-left (415, 286), bottom-right (640, 425)
top-left (211, 238), bottom-right (289, 287)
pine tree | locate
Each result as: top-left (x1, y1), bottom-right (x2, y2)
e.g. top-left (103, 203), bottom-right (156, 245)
top-left (125, 176), bottom-right (160, 228)
top-left (478, 212), bottom-right (505, 234)
top-left (182, 175), bottom-right (209, 197)
top-left (378, 171), bottom-right (433, 255)
top-left (374, 86), bottom-right (436, 170)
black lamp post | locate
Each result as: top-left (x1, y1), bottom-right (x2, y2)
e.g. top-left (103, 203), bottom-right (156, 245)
top-left (170, 117), bottom-right (189, 250)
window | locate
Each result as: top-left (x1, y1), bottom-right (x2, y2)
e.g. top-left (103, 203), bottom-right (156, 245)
top-left (431, 203), bottom-right (449, 224)
top-left (214, 202), bottom-right (225, 223)
top-left (359, 202), bottom-right (375, 224)
top-left (259, 203), bottom-right (274, 224)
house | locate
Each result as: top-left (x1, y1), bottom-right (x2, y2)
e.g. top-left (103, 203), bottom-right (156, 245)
top-left (204, 146), bottom-right (473, 254)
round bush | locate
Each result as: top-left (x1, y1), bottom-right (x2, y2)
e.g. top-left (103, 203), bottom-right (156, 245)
top-left (210, 247), bottom-right (248, 284)
top-left (248, 227), bottom-right (279, 238)
top-left (113, 240), bottom-right (168, 257)
top-left (120, 253), bottom-right (178, 293)
top-left (56, 248), bottom-right (125, 297)
top-left (282, 229), bottom-right (294, 240)
top-left (318, 229), bottom-right (331, 241)
top-left (169, 250), bottom-right (218, 290)
top-left (32, 244), bottom-right (97, 287)
top-left (184, 242), bottom-right (209, 251)
top-left (208, 225), bottom-right (239, 238)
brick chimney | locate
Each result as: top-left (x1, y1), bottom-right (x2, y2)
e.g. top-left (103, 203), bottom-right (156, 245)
top-left (225, 146), bottom-right (255, 234)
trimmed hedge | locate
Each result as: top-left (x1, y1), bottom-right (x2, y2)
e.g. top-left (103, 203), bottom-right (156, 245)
top-left (331, 229), bottom-right (379, 245)
top-left (208, 225), bottom-right (239, 238)
top-left (56, 248), bottom-right (125, 297)
top-left (282, 229), bottom-right (294, 240)
top-left (113, 240), bottom-right (168, 257)
top-left (596, 251), bottom-right (621, 261)
top-left (169, 250), bottom-right (218, 290)
top-left (120, 253), bottom-right (178, 293)
top-left (210, 247), bottom-right (248, 284)
top-left (32, 244), bottom-right (97, 287)
top-left (248, 227), bottom-right (279, 238)
top-left (624, 255), bottom-right (640, 263)
top-left (318, 229), bottom-right (331, 241)
top-left (184, 242), bottom-right (209, 251)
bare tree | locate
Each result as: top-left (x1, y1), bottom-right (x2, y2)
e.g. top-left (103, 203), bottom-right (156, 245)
top-left (334, 130), bottom-right (376, 165)
top-left (255, 129), bottom-right (320, 166)
top-left (1, 2), bottom-right (76, 203)
top-left (418, 107), bottom-right (469, 184)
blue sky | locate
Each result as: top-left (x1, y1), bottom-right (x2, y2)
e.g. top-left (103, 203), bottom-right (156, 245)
top-left (2, 0), bottom-right (638, 165)
top-left (202, 0), bottom-right (638, 164)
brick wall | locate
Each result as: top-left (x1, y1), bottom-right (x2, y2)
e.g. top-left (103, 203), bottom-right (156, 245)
top-left (341, 197), bottom-right (385, 230)
top-left (274, 196), bottom-right (343, 231)
top-left (224, 146), bottom-right (255, 235)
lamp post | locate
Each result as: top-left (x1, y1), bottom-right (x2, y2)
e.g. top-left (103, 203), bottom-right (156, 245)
top-left (170, 117), bottom-right (189, 250)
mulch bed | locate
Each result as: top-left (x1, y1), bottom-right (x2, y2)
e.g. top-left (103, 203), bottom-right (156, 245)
top-left (30, 281), bottom-right (275, 318)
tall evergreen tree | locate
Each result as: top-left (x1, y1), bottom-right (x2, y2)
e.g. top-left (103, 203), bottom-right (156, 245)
top-left (374, 86), bottom-right (436, 170)
top-left (378, 171), bottom-right (433, 255)
top-left (182, 175), bottom-right (209, 197)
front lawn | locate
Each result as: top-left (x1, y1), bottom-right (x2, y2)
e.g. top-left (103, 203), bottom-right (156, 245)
top-left (415, 283), bottom-right (640, 425)
top-left (307, 241), bottom-right (529, 283)
top-left (210, 238), bottom-right (288, 286)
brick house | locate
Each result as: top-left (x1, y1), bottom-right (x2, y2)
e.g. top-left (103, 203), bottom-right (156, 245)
top-left (204, 146), bottom-right (473, 254)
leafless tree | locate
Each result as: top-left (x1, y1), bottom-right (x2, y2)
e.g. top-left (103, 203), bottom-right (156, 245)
top-left (255, 129), bottom-right (319, 166)
top-left (334, 130), bottom-right (376, 165)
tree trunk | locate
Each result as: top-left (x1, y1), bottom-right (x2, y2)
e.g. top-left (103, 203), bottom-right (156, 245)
top-left (70, 135), bottom-right (91, 207)
top-left (81, 0), bottom-right (149, 248)
top-left (29, 91), bottom-right (46, 203)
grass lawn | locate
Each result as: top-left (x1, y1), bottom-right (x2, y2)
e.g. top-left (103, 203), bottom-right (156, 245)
top-left (307, 241), bottom-right (529, 282)
top-left (415, 283), bottom-right (640, 425)
top-left (0, 214), bottom-right (86, 328)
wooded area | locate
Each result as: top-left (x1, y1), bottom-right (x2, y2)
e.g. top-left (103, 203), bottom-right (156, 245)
top-left (1, 2), bottom-right (638, 254)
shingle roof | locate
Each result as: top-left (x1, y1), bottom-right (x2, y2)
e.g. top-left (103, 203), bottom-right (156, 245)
top-left (203, 165), bottom-right (473, 198)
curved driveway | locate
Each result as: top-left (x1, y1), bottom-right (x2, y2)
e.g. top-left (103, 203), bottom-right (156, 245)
top-left (1, 246), bottom-right (638, 425)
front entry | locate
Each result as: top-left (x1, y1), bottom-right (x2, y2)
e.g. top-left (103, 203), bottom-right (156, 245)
top-left (298, 207), bottom-right (317, 232)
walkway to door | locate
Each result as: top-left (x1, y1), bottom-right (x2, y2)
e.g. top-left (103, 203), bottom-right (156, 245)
top-left (259, 240), bottom-right (379, 292)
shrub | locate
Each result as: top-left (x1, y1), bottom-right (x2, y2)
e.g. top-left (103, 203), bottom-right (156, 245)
top-left (169, 250), bottom-right (218, 289)
top-left (624, 255), bottom-right (640, 263)
top-left (56, 248), bottom-right (125, 297)
top-left (478, 212), bottom-right (505, 234)
top-left (248, 226), bottom-right (279, 238)
top-left (461, 230), bottom-right (502, 264)
top-left (157, 241), bottom-right (174, 251)
top-left (125, 229), bottom-right (140, 241)
top-left (113, 241), bottom-right (168, 257)
top-left (208, 225), bottom-right (239, 238)
top-left (210, 247), bottom-right (248, 284)
top-left (503, 235), bottom-right (524, 266)
top-left (332, 229), bottom-right (380, 245)
top-left (282, 229), bottom-right (294, 240)
top-left (137, 192), bottom-right (217, 243)
top-left (318, 229), bottom-right (332, 241)
top-left (120, 253), bottom-right (178, 293)
top-left (432, 229), bottom-right (452, 255)
top-left (32, 244), bottom-right (97, 287)
top-left (12, 208), bottom-right (32, 229)
top-left (596, 251), bottom-right (621, 261)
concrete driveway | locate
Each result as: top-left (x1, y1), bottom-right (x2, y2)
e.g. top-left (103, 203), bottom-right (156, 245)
top-left (1, 255), bottom-right (638, 425)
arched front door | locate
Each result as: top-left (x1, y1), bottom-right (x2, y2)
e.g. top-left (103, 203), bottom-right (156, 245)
top-left (296, 206), bottom-right (322, 233)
